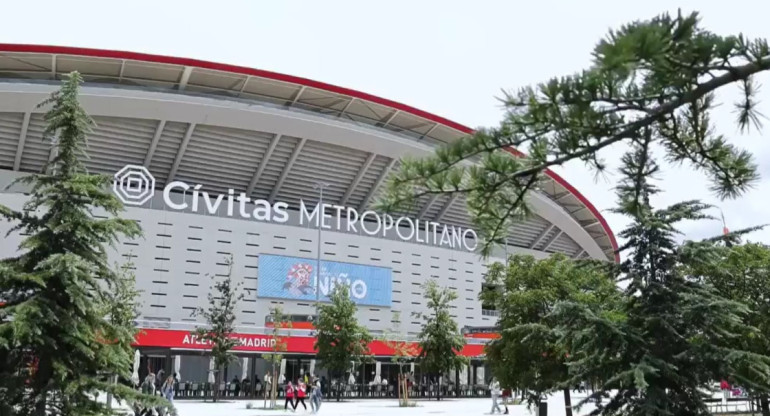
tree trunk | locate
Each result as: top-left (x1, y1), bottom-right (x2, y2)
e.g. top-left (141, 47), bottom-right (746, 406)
top-left (212, 365), bottom-right (222, 403)
top-left (33, 357), bottom-right (51, 416)
top-left (271, 368), bottom-right (278, 408)
top-left (106, 374), bottom-right (118, 409)
top-left (336, 370), bottom-right (342, 402)
top-left (397, 372), bottom-right (402, 405)
top-left (563, 388), bottom-right (573, 416)
top-left (760, 394), bottom-right (769, 416)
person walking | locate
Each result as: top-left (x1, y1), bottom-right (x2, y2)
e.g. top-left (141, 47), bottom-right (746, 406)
top-left (310, 377), bottom-right (323, 414)
top-left (295, 380), bottom-right (308, 411)
top-left (134, 374), bottom-right (156, 416)
top-left (265, 371), bottom-right (272, 399)
top-left (160, 375), bottom-right (175, 416)
top-left (489, 377), bottom-right (502, 414)
top-left (156, 368), bottom-right (165, 397)
top-left (162, 376), bottom-right (175, 402)
top-left (285, 381), bottom-right (296, 411)
top-left (501, 386), bottom-right (510, 414)
top-left (720, 379), bottom-right (731, 404)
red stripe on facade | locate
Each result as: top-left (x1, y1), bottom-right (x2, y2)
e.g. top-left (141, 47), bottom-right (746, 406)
top-left (133, 328), bottom-right (486, 358)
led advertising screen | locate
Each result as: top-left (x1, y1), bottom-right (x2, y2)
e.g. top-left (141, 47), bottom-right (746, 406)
top-left (257, 254), bottom-right (392, 307)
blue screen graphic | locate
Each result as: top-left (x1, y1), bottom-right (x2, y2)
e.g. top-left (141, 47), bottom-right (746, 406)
top-left (257, 254), bottom-right (392, 307)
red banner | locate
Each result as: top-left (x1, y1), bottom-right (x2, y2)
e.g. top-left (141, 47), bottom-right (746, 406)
top-left (133, 329), bottom-right (485, 357)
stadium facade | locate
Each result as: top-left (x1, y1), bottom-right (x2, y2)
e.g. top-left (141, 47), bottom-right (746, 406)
top-left (0, 44), bottom-right (617, 393)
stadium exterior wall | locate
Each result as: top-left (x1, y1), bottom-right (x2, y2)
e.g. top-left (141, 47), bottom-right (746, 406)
top-left (0, 47), bottom-right (617, 385)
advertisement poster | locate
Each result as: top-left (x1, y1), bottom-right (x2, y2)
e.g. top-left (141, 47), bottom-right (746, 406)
top-left (257, 254), bottom-right (392, 307)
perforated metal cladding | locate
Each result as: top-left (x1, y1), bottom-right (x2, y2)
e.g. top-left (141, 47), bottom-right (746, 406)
top-left (549, 232), bottom-right (580, 254)
top-left (104, 205), bottom-right (496, 334)
top-left (1, 109), bottom-right (596, 258)
top-left (18, 114), bottom-right (49, 172)
top-left (0, 187), bottom-right (569, 336)
top-left (275, 139), bottom-right (366, 205)
top-left (0, 112), bottom-right (23, 169)
top-left (347, 155), bottom-right (392, 209)
top-left (532, 226), bottom-right (561, 252)
top-left (421, 194), bottom-right (452, 219)
top-left (442, 195), bottom-right (555, 249)
top-left (250, 136), bottom-right (300, 200)
top-left (175, 125), bottom-right (274, 194)
top-left (84, 116), bottom-right (158, 174)
top-left (513, 215), bottom-right (553, 247)
top-left (149, 121), bottom-right (188, 184)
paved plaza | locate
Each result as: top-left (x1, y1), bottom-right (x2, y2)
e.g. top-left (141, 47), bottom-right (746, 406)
top-left (170, 394), bottom-right (600, 416)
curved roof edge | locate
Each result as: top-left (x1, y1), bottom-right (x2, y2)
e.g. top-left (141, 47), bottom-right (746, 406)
top-left (0, 43), bottom-right (619, 262)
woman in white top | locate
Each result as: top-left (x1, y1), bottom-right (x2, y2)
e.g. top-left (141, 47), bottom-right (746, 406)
top-left (489, 378), bottom-right (502, 414)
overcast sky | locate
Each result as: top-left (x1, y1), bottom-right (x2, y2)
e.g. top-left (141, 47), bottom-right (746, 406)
top-left (3, 0), bottom-right (769, 246)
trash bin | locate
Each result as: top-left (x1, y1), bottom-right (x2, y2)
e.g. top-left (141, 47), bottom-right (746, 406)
top-left (538, 401), bottom-right (547, 416)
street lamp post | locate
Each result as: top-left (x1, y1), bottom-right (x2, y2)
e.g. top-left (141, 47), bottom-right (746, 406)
top-left (313, 182), bottom-right (329, 312)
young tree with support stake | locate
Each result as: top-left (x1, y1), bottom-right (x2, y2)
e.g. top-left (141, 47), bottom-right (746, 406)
top-left (380, 311), bottom-right (419, 406)
top-left (262, 306), bottom-right (290, 409)
top-left (377, 10), bottom-right (770, 415)
top-left (0, 72), bottom-right (165, 416)
top-left (414, 280), bottom-right (467, 401)
top-left (315, 284), bottom-right (372, 402)
top-left (193, 255), bottom-right (244, 403)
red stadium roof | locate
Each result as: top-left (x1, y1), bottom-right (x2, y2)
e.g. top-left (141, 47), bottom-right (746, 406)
top-left (0, 43), bottom-right (618, 262)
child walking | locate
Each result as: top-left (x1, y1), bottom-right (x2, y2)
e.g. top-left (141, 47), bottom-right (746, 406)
top-left (295, 380), bottom-right (308, 411)
top-left (285, 381), bottom-right (296, 411)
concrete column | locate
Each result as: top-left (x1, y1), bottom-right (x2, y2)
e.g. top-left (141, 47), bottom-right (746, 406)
top-left (173, 355), bottom-right (181, 381)
top-left (459, 364), bottom-right (468, 385)
top-left (250, 356), bottom-right (257, 396)
top-left (241, 357), bottom-right (249, 380)
top-left (164, 350), bottom-right (172, 379)
top-left (208, 356), bottom-right (216, 384)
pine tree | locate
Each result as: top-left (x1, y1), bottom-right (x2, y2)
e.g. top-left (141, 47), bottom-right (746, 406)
top-left (315, 284), bottom-right (372, 401)
top-left (482, 254), bottom-right (620, 414)
top-left (551, 145), bottom-right (770, 416)
top-left (0, 72), bottom-right (165, 415)
top-left (414, 280), bottom-right (467, 401)
top-left (192, 255), bottom-right (244, 403)
top-left (103, 259), bottom-right (143, 409)
top-left (377, 11), bottom-right (770, 256)
top-left (695, 242), bottom-right (770, 415)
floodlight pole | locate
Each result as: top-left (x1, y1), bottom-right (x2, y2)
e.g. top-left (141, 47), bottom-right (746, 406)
top-left (313, 182), bottom-right (329, 313)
